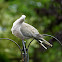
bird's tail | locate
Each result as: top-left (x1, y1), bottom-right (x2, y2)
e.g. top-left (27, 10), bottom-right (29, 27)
top-left (35, 34), bottom-right (52, 49)
top-left (39, 38), bottom-right (52, 49)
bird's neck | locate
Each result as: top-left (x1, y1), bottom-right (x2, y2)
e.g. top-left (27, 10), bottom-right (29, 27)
top-left (13, 18), bottom-right (23, 26)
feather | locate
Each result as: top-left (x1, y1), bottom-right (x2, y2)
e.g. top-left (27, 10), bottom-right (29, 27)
top-left (11, 15), bottom-right (53, 49)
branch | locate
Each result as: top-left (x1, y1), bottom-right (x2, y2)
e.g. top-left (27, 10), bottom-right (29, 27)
top-left (0, 38), bottom-right (22, 59)
top-left (42, 34), bottom-right (62, 46)
top-left (27, 38), bottom-right (34, 49)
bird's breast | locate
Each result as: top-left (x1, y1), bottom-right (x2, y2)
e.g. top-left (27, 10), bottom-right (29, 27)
top-left (11, 26), bottom-right (30, 39)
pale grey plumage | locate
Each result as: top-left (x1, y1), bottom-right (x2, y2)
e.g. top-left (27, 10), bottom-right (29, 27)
top-left (11, 15), bottom-right (52, 49)
top-left (20, 22), bottom-right (39, 38)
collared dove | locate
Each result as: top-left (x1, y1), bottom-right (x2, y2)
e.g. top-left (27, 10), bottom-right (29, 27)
top-left (11, 15), bottom-right (52, 49)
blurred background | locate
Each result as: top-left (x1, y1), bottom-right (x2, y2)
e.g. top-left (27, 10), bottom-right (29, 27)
top-left (0, 0), bottom-right (62, 62)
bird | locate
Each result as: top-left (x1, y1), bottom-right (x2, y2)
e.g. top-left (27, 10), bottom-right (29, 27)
top-left (11, 15), bottom-right (52, 49)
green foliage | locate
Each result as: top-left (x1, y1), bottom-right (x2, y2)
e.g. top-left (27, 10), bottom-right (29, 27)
top-left (0, 53), bottom-right (10, 62)
top-left (0, 0), bottom-right (62, 62)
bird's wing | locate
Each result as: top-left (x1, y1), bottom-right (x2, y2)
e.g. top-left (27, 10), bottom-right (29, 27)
top-left (20, 22), bottom-right (39, 38)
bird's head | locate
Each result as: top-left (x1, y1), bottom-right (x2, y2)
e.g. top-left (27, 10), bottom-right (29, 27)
top-left (21, 15), bottom-right (26, 19)
top-left (12, 15), bottom-right (26, 27)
